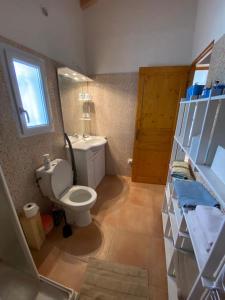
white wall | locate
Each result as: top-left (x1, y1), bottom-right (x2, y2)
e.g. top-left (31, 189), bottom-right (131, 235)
top-left (1, 1), bottom-right (224, 80)
top-left (83, 0), bottom-right (197, 74)
top-left (0, 0), bottom-right (86, 71)
top-left (192, 0), bottom-right (225, 60)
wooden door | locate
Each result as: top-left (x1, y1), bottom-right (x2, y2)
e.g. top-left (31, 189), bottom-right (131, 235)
top-left (132, 66), bottom-right (190, 184)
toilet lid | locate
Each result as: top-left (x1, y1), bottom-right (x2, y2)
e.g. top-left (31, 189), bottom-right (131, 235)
top-left (51, 159), bottom-right (73, 199)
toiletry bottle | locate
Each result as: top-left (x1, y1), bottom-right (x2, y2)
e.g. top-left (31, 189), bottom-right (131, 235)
top-left (43, 154), bottom-right (50, 170)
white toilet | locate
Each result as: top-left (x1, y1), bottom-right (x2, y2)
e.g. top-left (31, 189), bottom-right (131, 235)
top-left (36, 159), bottom-right (97, 227)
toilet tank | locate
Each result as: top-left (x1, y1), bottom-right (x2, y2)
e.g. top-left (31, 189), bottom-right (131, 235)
top-left (36, 159), bottom-right (73, 199)
top-left (35, 159), bottom-right (62, 198)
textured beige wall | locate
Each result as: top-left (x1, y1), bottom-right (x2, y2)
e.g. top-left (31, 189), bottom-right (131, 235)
top-left (0, 35), bottom-right (66, 212)
top-left (89, 73), bottom-right (138, 176)
top-left (59, 73), bottom-right (138, 176)
top-left (207, 34), bottom-right (225, 85)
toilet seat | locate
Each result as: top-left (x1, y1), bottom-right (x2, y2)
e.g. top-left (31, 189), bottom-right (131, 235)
top-left (60, 185), bottom-right (97, 209)
top-left (51, 159), bottom-right (73, 199)
top-left (50, 160), bottom-right (97, 211)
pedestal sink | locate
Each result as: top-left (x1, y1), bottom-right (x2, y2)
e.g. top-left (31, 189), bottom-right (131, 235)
top-left (70, 136), bottom-right (107, 150)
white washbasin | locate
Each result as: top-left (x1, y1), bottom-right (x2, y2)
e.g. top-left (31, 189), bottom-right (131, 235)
top-left (68, 136), bottom-right (107, 150)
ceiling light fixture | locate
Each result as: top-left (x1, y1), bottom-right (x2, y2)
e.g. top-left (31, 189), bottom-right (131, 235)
top-left (58, 67), bottom-right (93, 82)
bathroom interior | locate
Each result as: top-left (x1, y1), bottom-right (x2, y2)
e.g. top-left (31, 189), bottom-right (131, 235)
top-left (0, 1), bottom-right (225, 299)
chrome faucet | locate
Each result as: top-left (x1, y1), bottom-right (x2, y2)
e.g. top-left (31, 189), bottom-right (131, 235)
top-left (83, 133), bottom-right (89, 139)
top-left (73, 133), bottom-right (79, 138)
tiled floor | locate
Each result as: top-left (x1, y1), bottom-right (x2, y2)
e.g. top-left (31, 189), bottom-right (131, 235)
top-left (31, 176), bottom-right (168, 299)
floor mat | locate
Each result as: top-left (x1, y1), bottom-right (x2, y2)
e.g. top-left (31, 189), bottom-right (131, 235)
top-left (78, 257), bottom-right (149, 300)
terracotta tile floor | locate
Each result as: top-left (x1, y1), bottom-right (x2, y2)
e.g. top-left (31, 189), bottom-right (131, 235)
top-left (31, 176), bottom-right (168, 299)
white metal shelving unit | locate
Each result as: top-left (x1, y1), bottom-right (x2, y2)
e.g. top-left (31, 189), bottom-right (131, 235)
top-left (162, 95), bottom-right (225, 300)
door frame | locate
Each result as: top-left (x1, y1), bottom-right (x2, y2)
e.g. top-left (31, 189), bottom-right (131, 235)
top-left (189, 41), bottom-right (214, 85)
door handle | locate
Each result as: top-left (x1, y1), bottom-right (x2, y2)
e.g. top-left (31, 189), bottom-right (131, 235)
top-left (19, 107), bottom-right (30, 123)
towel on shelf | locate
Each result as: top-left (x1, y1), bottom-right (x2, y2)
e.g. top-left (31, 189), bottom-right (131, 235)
top-left (172, 161), bottom-right (189, 168)
top-left (171, 167), bottom-right (191, 179)
top-left (195, 205), bottom-right (225, 252)
top-left (171, 161), bottom-right (192, 180)
top-left (173, 179), bottom-right (218, 208)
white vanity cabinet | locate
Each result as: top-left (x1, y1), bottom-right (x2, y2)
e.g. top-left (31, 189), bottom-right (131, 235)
top-left (91, 146), bottom-right (105, 187)
top-left (68, 145), bottom-right (106, 189)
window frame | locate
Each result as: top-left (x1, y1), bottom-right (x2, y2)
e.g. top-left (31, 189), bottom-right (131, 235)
top-left (4, 46), bottom-right (53, 137)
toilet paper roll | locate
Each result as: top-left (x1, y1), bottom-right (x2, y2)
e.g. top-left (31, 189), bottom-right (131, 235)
top-left (23, 202), bottom-right (39, 218)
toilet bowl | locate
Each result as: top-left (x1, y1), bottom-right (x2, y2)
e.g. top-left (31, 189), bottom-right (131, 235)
top-left (36, 159), bottom-right (97, 227)
top-left (61, 186), bottom-right (97, 226)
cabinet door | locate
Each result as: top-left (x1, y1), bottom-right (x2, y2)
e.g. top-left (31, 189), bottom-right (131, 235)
top-left (87, 158), bottom-right (96, 188)
top-left (94, 147), bottom-right (105, 187)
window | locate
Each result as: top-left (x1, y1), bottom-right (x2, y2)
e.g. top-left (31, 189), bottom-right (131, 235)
top-left (5, 48), bottom-right (53, 136)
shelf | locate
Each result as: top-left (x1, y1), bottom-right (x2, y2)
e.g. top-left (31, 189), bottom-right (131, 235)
top-left (175, 249), bottom-right (199, 299)
top-left (197, 165), bottom-right (225, 208)
top-left (162, 212), bottom-right (168, 233)
top-left (165, 93), bottom-right (225, 300)
top-left (174, 135), bottom-right (225, 208)
top-left (180, 98), bottom-right (210, 103)
top-left (169, 212), bottom-right (179, 243)
top-left (174, 135), bottom-right (190, 156)
top-left (165, 183), bottom-right (171, 206)
top-left (174, 136), bottom-right (194, 164)
top-left (171, 197), bottom-right (183, 229)
top-left (169, 211), bottom-right (191, 251)
top-left (183, 210), bottom-right (209, 271)
top-left (210, 94), bottom-right (225, 101)
top-left (180, 94), bottom-right (225, 104)
top-left (167, 275), bottom-right (178, 300)
top-left (164, 237), bottom-right (174, 273)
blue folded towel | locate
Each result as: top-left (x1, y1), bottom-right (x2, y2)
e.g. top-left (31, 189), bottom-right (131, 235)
top-left (173, 179), bottom-right (218, 208)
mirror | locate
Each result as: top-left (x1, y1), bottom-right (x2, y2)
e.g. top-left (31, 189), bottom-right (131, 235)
top-left (57, 67), bottom-right (94, 137)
